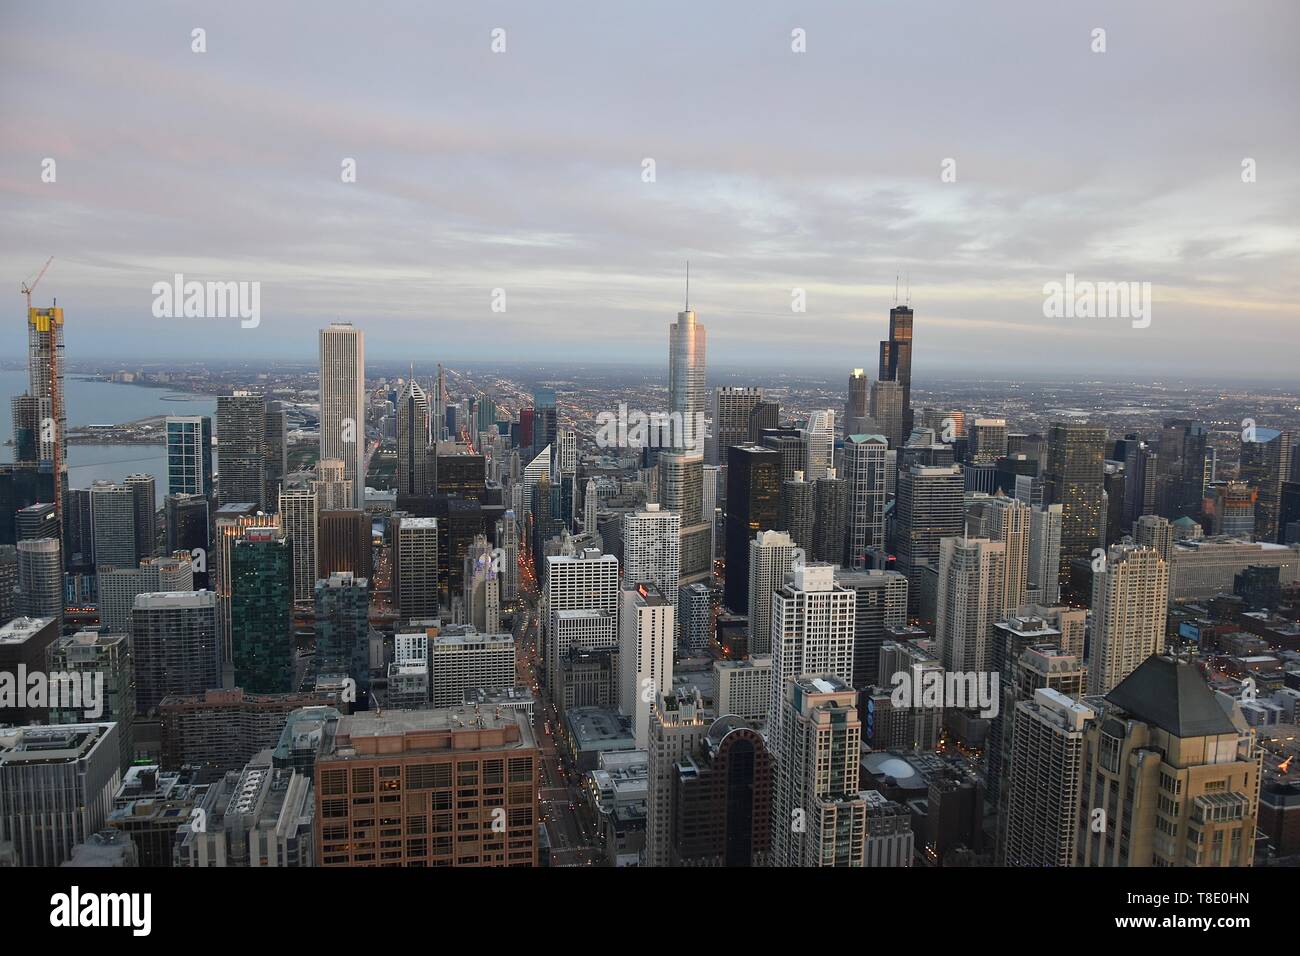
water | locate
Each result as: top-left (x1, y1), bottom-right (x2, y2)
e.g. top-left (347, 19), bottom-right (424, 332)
top-left (1, 368), bottom-right (218, 505)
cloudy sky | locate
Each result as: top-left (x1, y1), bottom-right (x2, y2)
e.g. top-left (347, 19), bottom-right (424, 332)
top-left (1, 1), bottom-right (1296, 379)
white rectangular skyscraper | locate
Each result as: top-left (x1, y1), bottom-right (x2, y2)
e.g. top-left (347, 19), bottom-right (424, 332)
top-left (319, 322), bottom-right (366, 508)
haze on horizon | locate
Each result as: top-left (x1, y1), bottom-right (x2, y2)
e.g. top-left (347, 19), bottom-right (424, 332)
top-left (1, 1), bottom-right (1297, 380)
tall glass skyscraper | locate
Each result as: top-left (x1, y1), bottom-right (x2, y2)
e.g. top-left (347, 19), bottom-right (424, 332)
top-left (668, 303), bottom-right (707, 453)
top-left (166, 415), bottom-right (213, 498)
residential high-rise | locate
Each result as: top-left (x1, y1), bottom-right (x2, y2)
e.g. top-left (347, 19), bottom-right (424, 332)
top-left (779, 470), bottom-right (815, 554)
top-left (811, 468), bottom-right (845, 565)
top-left (1001, 687), bottom-right (1094, 867)
top-left (166, 415), bottom-right (214, 498)
top-left (710, 387), bottom-right (762, 466)
top-left (767, 563), bottom-right (856, 745)
top-left (90, 479), bottom-right (138, 570)
top-left (1087, 543), bottom-right (1168, 695)
top-left (314, 707), bottom-right (538, 867)
top-left (396, 377), bottom-right (435, 496)
top-left (394, 516), bottom-right (439, 622)
top-left (747, 530), bottom-right (797, 656)
top-left (0, 615), bottom-right (60, 724)
top-left (217, 392), bottom-right (268, 510)
top-left (314, 572), bottom-right (371, 695)
top-left (1077, 656), bottom-right (1260, 867)
top-left (935, 536), bottom-right (1005, 673)
top-left (723, 443), bottom-right (780, 613)
top-left (0, 722), bottom-right (121, 867)
top-left (1043, 422), bottom-right (1106, 587)
top-left (97, 553), bottom-right (194, 638)
top-left (841, 434), bottom-right (888, 568)
top-left (1026, 503), bottom-right (1063, 604)
top-left (23, 302), bottom-right (68, 522)
top-left (131, 591), bottom-right (219, 713)
top-left (264, 402), bottom-right (288, 510)
top-left (229, 528), bottom-right (294, 693)
top-left (619, 583), bottom-right (675, 748)
top-left (279, 487), bottom-right (319, 603)
top-left (967, 494), bottom-right (1032, 614)
top-left (622, 504), bottom-right (681, 626)
top-left (123, 472), bottom-right (157, 560)
top-left (319, 322), bottom-right (366, 508)
top-left (770, 675), bottom-right (868, 868)
top-left (680, 581), bottom-right (718, 655)
top-left (16, 537), bottom-right (63, 625)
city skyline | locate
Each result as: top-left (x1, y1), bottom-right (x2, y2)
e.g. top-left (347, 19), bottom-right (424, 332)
top-left (2, 1), bottom-right (1297, 376)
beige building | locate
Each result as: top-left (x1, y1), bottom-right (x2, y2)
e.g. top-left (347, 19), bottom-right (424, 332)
top-left (1076, 656), bottom-right (1261, 867)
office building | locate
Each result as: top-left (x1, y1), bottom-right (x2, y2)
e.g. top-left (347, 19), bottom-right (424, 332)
top-left (545, 549), bottom-right (619, 699)
top-left (833, 568), bottom-right (908, 689)
top-left (619, 583), bottom-right (675, 748)
top-left (47, 630), bottom-right (136, 771)
top-left (158, 688), bottom-right (332, 771)
top-left (132, 590), bottom-right (219, 714)
top-left (713, 655), bottom-right (772, 721)
top-left (90, 480), bottom-right (138, 570)
top-left (429, 628), bottom-right (516, 708)
top-left (314, 707), bottom-right (538, 867)
top-left (314, 573), bottom-right (371, 695)
top-left (1043, 422), bottom-right (1106, 587)
top-left (723, 443), bottom-right (780, 614)
top-left (125, 473), bottom-right (157, 559)
top-left (646, 686), bottom-right (712, 867)
top-left (935, 536), bottom-right (1005, 673)
top-left (16, 537), bottom-right (63, 625)
top-left (671, 715), bottom-right (773, 866)
top-left (841, 434), bottom-right (888, 568)
top-left (711, 387), bottom-right (763, 466)
top-left (217, 392), bottom-right (268, 510)
top-left (229, 528), bottom-right (294, 694)
top-left (279, 487), bottom-right (319, 603)
top-left (396, 377), bottom-right (435, 496)
top-left (394, 516), bottom-right (439, 621)
top-left (0, 722), bottom-right (121, 867)
top-left (319, 322), bottom-right (366, 508)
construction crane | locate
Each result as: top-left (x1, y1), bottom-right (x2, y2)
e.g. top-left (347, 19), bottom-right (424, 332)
top-left (20, 256), bottom-right (64, 521)
top-left (20, 256), bottom-right (53, 307)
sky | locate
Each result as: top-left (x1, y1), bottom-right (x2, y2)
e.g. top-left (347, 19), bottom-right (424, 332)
top-left (1, 1), bottom-right (1297, 379)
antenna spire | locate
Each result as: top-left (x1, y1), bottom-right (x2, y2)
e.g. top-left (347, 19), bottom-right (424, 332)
top-left (685, 260), bottom-right (690, 312)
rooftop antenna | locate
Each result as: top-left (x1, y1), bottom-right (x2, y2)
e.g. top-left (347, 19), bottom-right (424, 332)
top-left (685, 260), bottom-right (690, 312)
top-left (906, 272), bottom-right (911, 307)
top-left (894, 272), bottom-right (899, 307)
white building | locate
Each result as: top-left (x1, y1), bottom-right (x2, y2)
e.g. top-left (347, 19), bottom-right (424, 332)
top-left (395, 516), bottom-right (439, 622)
top-left (619, 584), bottom-right (675, 748)
top-left (429, 628), bottom-right (516, 708)
top-left (935, 536), bottom-right (1006, 673)
top-left (714, 655), bottom-right (772, 721)
top-left (545, 549), bottom-right (620, 698)
top-left (747, 529), bottom-right (797, 656)
top-left (1089, 543), bottom-right (1168, 694)
top-left (318, 322), bottom-right (366, 507)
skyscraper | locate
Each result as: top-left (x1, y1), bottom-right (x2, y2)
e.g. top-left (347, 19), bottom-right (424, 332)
top-left (396, 377), bottom-right (434, 496)
top-left (131, 590), bottom-right (219, 713)
top-left (314, 572), bottom-right (371, 694)
top-left (841, 433), bottom-right (888, 569)
top-left (869, 379), bottom-right (906, 449)
top-left (833, 568), bottom-right (908, 690)
top-left (1026, 503), bottom-right (1063, 605)
top-left (394, 516), bottom-right (439, 622)
top-left (878, 303), bottom-right (914, 436)
top-left (16, 538), bottom-right (62, 626)
top-left (1087, 543), bottom-right (1168, 695)
top-left (779, 470), bottom-right (815, 554)
top-left (893, 464), bottom-right (965, 608)
top-left (24, 302), bottom-right (67, 522)
top-left (165, 415), bottom-right (214, 498)
top-left (845, 368), bottom-right (870, 435)
top-left (747, 530), bottom-right (797, 656)
top-left (217, 392), bottom-right (267, 511)
top-left (125, 473), bottom-right (156, 560)
top-left (770, 674), bottom-right (868, 868)
top-left (723, 444), bottom-right (780, 614)
top-left (279, 487), bottom-right (319, 603)
top-left (229, 527), bottom-right (294, 693)
top-left (659, 451), bottom-right (711, 587)
top-left (1043, 422), bottom-right (1105, 587)
top-left (710, 387), bottom-right (762, 466)
top-left (811, 468), bottom-right (845, 565)
top-left (646, 686), bottom-right (712, 867)
top-left (967, 494), bottom-right (1032, 614)
top-left (619, 582), bottom-right (675, 748)
top-left (804, 410), bottom-right (835, 481)
top-left (1241, 427), bottom-right (1294, 543)
top-left (263, 402), bottom-right (287, 511)
top-left (668, 299), bottom-right (707, 454)
top-left (90, 480), bottom-right (138, 570)
top-left (319, 322), bottom-right (366, 508)
top-left (935, 536), bottom-right (1006, 673)
top-left (622, 504), bottom-right (681, 626)
top-left (1002, 687), bottom-right (1093, 867)
top-left (767, 563), bottom-right (856, 745)
top-left (544, 549), bottom-right (619, 699)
